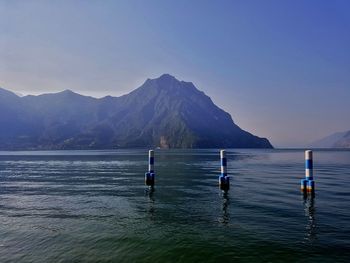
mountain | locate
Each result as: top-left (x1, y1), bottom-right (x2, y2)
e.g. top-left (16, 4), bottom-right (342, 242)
top-left (0, 74), bottom-right (273, 149)
top-left (310, 130), bottom-right (350, 148)
top-left (333, 131), bottom-right (350, 148)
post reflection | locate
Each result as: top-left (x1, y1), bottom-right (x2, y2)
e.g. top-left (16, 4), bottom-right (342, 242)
top-left (145, 186), bottom-right (155, 220)
top-left (303, 196), bottom-right (317, 243)
top-left (219, 191), bottom-right (230, 225)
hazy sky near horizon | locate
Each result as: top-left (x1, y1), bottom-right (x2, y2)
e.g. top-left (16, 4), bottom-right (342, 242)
top-left (1, 0), bottom-right (349, 147)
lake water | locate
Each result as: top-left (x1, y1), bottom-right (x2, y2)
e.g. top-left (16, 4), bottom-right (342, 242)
top-left (0, 149), bottom-right (349, 262)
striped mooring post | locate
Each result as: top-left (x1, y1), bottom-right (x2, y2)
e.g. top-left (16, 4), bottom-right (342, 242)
top-left (219, 150), bottom-right (230, 191)
top-left (301, 150), bottom-right (315, 195)
top-left (145, 150), bottom-right (155, 186)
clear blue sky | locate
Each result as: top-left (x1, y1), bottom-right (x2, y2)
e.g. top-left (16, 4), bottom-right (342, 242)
top-left (1, 0), bottom-right (349, 147)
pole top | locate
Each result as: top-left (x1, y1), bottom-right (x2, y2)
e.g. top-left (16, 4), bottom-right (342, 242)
top-left (305, 150), bottom-right (313, 159)
top-left (220, 149), bottom-right (226, 158)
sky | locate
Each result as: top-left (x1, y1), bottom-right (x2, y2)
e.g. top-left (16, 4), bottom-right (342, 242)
top-left (1, 0), bottom-right (349, 147)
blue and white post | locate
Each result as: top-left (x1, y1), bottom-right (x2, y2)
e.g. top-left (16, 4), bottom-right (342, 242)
top-left (219, 150), bottom-right (230, 190)
top-left (145, 150), bottom-right (155, 186)
top-left (301, 150), bottom-right (315, 195)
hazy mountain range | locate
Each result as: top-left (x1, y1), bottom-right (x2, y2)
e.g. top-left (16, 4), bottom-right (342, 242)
top-left (0, 74), bottom-right (273, 150)
top-left (311, 130), bottom-right (350, 148)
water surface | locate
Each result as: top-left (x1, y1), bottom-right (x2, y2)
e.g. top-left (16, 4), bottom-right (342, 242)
top-left (0, 149), bottom-right (349, 262)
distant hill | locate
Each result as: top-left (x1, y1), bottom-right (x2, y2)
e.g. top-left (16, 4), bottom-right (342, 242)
top-left (0, 74), bottom-right (273, 150)
top-left (334, 131), bottom-right (350, 148)
top-left (311, 130), bottom-right (350, 148)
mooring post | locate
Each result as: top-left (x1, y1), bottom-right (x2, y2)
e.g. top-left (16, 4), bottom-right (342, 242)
top-left (219, 150), bottom-right (229, 190)
top-left (301, 150), bottom-right (315, 195)
top-left (145, 150), bottom-right (155, 186)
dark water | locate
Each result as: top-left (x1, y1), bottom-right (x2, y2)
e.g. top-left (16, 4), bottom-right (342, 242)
top-left (0, 149), bottom-right (349, 262)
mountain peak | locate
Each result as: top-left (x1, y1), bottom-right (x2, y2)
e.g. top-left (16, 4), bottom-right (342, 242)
top-left (59, 89), bottom-right (77, 95)
top-left (51, 89), bottom-right (87, 99)
top-left (157, 73), bottom-right (176, 81)
top-left (154, 74), bottom-right (195, 88)
top-left (141, 74), bottom-right (198, 94)
top-left (147, 74), bottom-right (182, 86)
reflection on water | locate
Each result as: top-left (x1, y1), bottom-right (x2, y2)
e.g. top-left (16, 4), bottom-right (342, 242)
top-left (303, 196), bottom-right (317, 243)
top-left (145, 186), bottom-right (155, 200)
top-left (219, 191), bottom-right (230, 225)
top-left (145, 187), bottom-right (156, 220)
